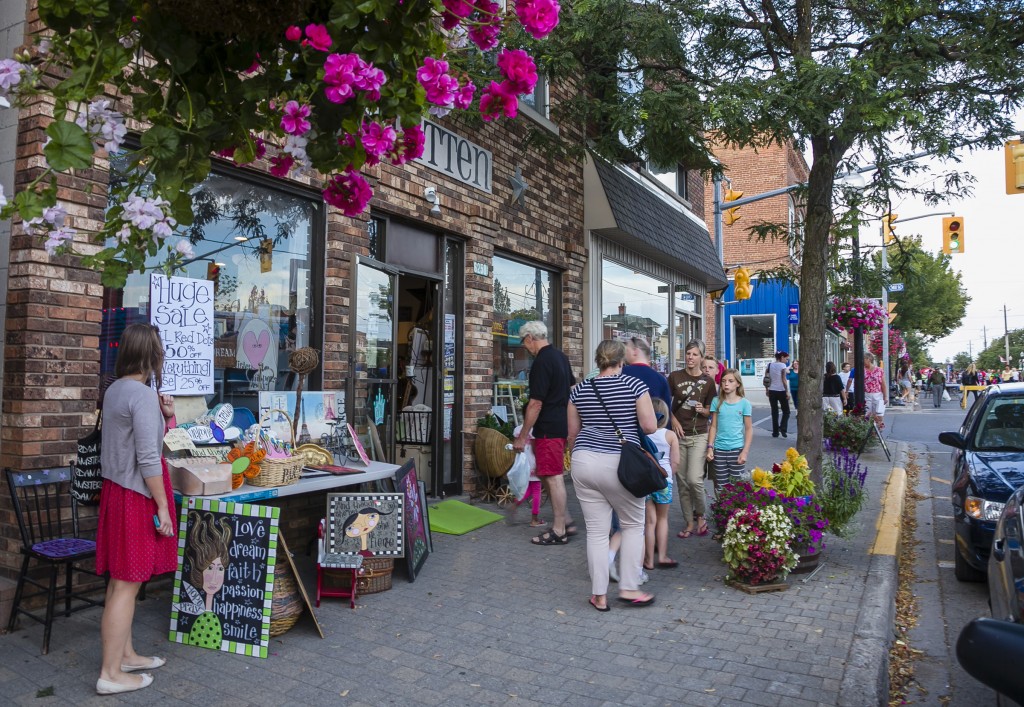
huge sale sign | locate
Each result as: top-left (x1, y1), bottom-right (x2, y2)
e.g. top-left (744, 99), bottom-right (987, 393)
top-left (150, 273), bottom-right (215, 395)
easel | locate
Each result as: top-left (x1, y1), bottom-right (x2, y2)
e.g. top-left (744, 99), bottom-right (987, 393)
top-left (859, 419), bottom-right (891, 461)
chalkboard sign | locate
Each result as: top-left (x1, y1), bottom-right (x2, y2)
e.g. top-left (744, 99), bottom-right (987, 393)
top-left (393, 461), bottom-right (430, 582)
top-left (169, 498), bottom-right (279, 659)
top-left (326, 493), bottom-right (404, 558)
top-left (150, 273), bottom-right (215, 395)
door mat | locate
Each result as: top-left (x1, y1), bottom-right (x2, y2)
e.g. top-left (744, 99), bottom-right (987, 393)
top-left (428, 500), bottom-right (504, 536)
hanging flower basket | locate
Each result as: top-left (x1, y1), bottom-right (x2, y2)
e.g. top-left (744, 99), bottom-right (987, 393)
top-left (829, 296), bottom-right (886, 332)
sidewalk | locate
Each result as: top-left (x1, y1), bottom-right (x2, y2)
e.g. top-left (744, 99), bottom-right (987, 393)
top-left (0, 426), bottom-right (903, 706)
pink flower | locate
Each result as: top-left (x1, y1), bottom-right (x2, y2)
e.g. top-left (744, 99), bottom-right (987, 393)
top-left (497, 48), bottom-right (538, 94)
top-left (285, 25), bottom-right (302, 42)
top-left (354, 61), bottom-right (386, 99)
top-left (515, 0), bottom-right (560, 39)
top-left (453, 81), bottom-right (476, 110)
top-left (324, 53), bottom-right (360, 104)
top-left (480, 81), bottom-right (518, 121)
top-left (390, 125), bottom-right (425, 165)
top-left (280, 101), bottom-right (312, 136)
top-left (468, 2), bottom-right (502, 50)
top-left (245, 54), bottom-right (261, 74)
top-left (360, 121), bottom-right (397, 159)
top-left (269, 153), bottom-right (295, 177)
top-left (443, 0), bottom-right (475, 19)
top-left (442, 11), bottom-right (461, 29)
top-left (323, 169), bottom-right (373, 217)
top-left (417, 57), bottom-right (459, 107)
top-left (303, 24), bottom-right (332, 51)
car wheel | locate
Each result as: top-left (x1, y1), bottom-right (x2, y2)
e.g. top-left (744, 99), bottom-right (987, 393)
top-left (954, 544), bottom-right (986, 582)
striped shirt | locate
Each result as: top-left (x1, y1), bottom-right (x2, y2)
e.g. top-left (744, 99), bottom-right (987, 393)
top-left (569, 375), bottom-right (649, 454)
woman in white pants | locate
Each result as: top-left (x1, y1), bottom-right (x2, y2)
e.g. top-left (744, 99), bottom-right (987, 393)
top-left (822, 361), bottom-right (847, 414)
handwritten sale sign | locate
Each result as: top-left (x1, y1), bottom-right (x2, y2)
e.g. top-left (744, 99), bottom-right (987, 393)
top-left (150, 273), bottom-right (215, 395)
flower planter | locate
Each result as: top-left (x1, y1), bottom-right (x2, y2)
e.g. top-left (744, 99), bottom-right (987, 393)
top-left (790, 543), bottom-right (823, 574)
top-left (725, 577), bottom-right (789, 594)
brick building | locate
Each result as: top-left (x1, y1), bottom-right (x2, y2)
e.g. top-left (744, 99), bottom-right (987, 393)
top-left (704, 140), bottom-right (843, 382)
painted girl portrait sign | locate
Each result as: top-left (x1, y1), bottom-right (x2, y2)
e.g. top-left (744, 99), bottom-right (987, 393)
top-left (327, 493), bottom-right (404, 559)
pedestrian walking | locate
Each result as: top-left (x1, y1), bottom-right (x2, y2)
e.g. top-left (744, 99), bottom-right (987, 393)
top-left (95, 324), bottom-right (178, 695)
top-left (567, 339), bottom-right (658, 610)
top-left (822, 361), bottom-right (847, 414)
top-left (930, 367), bottom-right (947, 408)
top-left (787, 360), bottom-right (800, 410)
top-left (706, 369), bottom-right (753, 491)
top-left (897, 361), bottom-right (914, 405)
top-left (622, 336), bottom-right (671, 410)
top-left (643, 398), bottom-right (679, 572)
top-left (513, 321), bottom-right (578, 545)
top-left (669, 340), bottom-right (716, 539)
top-left (863, 353), bottom-right (887, 427)
top-left (962, 364), bottom-right (981, 401)
top-left (702, 354), bottom-right (723, 385)
top-left (764, 351), bottom-right (792, 437)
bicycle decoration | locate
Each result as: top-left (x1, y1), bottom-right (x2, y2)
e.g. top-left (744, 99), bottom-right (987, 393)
top-left (828, 295), bottom-right (886, 332)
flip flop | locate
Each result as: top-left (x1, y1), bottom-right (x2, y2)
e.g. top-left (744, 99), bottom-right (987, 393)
top-left (656, 560), bottom-right (678, 569)
top-left (696, 522), bottom-right (709, 537)
top-left (616, 594), bottom-right (655, 607)
top-left (677, 529), bottom-right (693, 539)
top-left (531, 529), bottom-right (569, 546)
top-left (589, 597), bottom-right (610, 612)
top-left (565, 523), bottom-right (579, 536)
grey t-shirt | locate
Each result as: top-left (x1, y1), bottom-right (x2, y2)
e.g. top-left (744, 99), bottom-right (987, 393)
top-left (100, 378), bottom-right (164, 498)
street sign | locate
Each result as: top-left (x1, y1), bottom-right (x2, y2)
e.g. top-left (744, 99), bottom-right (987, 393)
top-left (888, 283), bottom-right (904, 292)
top-left (788, 303), bottom-right (800, 324)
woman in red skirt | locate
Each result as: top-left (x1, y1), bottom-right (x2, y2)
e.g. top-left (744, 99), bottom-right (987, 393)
top-left (95, 324), bottom-right (178, 695)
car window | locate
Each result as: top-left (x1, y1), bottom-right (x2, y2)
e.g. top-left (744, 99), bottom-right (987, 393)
top-left (974, 397), bottom-right (1024, 451)
top-left (961, 390), bottom-right (989, 436)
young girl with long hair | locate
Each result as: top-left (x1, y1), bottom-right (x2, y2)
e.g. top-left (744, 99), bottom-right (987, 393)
top-left (643, 398), bottom-right (680, 570)
top-left (706, 369), bottom-right (753, 491)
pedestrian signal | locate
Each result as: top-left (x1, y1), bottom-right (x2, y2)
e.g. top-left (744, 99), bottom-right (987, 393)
top-left (942, 216), bottom-right (964, 254)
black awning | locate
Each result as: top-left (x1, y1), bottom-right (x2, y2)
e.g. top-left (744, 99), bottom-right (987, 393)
top-left (592, 158), bottom-right (728, 290)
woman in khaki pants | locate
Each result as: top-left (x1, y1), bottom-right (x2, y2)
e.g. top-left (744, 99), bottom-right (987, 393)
top-left (667, 340), bottom-right (717, 538)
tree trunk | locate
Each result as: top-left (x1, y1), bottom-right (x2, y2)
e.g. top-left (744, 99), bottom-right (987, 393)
top-left (797, 138), bottom-right (840, 487)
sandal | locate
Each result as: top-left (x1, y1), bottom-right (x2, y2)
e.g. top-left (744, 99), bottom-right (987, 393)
top-left (696, 521), bottom-right (709, 537)
top-left (589, 596), bottom-right (610, 612)
top-left (529, 519), bottom-right (547, 527)
top-left (565, 523), bottom-right (579, 537)
top-left (677, 529), bottom-right (693, 539)
top-left (616, 594), bottom-right (655, 607)
top-left (531, 529), bottom-right (569, 546)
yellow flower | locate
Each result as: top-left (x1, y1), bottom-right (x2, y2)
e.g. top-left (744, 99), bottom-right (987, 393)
top-left (779, 461), bottom-right (793, 475)
top-left (752, 467), bottom-right (773, 489)
top-left (785, 447), bottom-right (800, 462)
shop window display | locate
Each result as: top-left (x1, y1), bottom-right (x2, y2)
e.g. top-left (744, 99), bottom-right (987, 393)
top-left (100, 170), bottom-right (321, 416)
top-left (601, 259), bottom-right (671, 373)
top-left (492, 255), bottom-right (556, 387)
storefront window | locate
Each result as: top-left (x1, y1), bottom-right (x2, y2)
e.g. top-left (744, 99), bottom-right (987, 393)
top-left (601, 259), bottom-right (670, 373)
top-left (492, 255), bottom-right (556, 382)
top-left (733, 314), bottom-right (775, 360)
top-left (100, 170), bottom-right (322, 415)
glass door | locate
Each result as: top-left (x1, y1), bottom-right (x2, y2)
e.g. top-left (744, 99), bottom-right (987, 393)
top-left (351, 259), bottom-right (398, 462)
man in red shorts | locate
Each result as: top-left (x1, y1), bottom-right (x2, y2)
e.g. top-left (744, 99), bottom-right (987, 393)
top-left (513, 320), bottom-right (577, 545)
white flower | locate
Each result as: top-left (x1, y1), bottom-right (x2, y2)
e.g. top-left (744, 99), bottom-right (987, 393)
top-left (0, 58), bottom-right (25, 93)
top-left (37, 39), bottom-right (51, 56)
top-left (42, 204), bottom-right (67, 227)
top-left (173, 239), bottom-right (194, 259)
top-left (115, 224), bottom-right (132, 244)
top-left (75, 99), bottom-right (127, 154)
top-left (43, 226), bottom-right (75, 255)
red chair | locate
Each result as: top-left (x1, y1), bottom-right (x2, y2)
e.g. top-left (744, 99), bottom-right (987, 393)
top-left (315, 519), bottom-right (363, 608)
top-left (6, 467), bottom-right (105, 654)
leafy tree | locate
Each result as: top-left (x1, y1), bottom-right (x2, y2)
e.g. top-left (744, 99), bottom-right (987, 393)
top-left (903, 331), bottom-right (931, 370)
top-left (952, 352), bottom-right (973, 370)
top-left (855, 236), bottom-right (970, 343)
top-left (977, 329), bottom-right (1024, 373)
top-left (494, 279), bottom-right (512, 317)
top-left (535, 0), bottom-right (1024, 480)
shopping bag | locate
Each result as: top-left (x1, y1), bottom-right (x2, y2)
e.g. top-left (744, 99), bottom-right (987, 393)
top-left (72, 418), bottom-right (103, 505)
top-left (506, 451), bottom-right (531, 502)
top-left (942, 389), bottom-right (951, 402)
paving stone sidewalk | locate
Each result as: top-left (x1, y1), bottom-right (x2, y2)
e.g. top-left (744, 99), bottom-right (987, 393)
top-left (0, 421), bottom-right (900, 706)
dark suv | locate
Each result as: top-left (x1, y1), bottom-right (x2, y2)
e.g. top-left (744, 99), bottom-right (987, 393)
top-left (939, 383), bottom-right (1024, 582)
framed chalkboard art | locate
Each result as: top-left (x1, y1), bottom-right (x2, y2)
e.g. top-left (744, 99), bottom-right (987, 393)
top-left (326, 493), bottom-right (404, 558)
top-left (170, 498), bottom-right (280, 659)
top-left (393, 461), bottom-right (430, 581)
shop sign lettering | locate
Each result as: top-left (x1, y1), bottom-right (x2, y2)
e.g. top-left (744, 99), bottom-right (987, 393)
top-left (417, 120), bottom-right (493, 193)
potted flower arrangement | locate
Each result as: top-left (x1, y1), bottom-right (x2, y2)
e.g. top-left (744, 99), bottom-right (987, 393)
top-left (829, 295), bottom-right (887, 332)
top-left (819, 439), bottom-right (869, 536)
top-left (722, 504), bottom-right (798, 589)
top-left (823, 409), bottom-right (874, 455)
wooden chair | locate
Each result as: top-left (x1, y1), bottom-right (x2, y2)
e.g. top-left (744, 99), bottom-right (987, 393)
top-left (5, 467), bottom-right (105, 654)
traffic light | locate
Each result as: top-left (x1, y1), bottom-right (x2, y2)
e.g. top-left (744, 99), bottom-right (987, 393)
top-left (882, 212), bottom-right (899, 244)
top-left (734, 266), bottom-right (752, 300)
top-left (723, 188), bottom-right (743, 226)
top-left (1005, 139), bottom-right (1024, 195)
top-left (206, 261), bottom-right (221, 293)
top-left (942, 216), bottom-right (964, 254)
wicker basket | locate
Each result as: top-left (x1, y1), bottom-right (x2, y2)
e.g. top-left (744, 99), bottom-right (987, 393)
top-left (269, 560), bottom-right (303, 637)
top-left (474, 427), bottom-right (515, 478)
top-left (324, 557), bottom-right (394, 595)
top-left (249, 409), bottom-right (304, 487)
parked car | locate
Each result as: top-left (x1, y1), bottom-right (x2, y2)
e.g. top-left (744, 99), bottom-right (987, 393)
top-left (989, 483), bottom-right (1024, 622)
top-left (957, 617), bottom-right (1024, 704)
top-left (939, 382), bottom-right (1024, 582)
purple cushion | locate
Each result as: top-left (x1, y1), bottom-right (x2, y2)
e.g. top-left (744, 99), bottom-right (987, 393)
top-left (31, 538), bottom-right (95, 559)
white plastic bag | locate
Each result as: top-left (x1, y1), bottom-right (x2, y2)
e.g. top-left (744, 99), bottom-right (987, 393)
top-left (942, 389), bottom-right (951, 402)
top-left (505, 450), bottom-right (531, 502)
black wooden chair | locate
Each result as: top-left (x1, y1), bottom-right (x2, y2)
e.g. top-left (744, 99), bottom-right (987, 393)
top-left (6, 467), bottom-right (105, 654)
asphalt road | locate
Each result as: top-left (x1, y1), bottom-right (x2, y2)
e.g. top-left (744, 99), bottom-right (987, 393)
top-left (895, 403), bottom-right (995, 705)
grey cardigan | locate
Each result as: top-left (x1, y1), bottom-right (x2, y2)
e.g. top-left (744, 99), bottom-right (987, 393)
top-left (100, 378), bottom-right (164, 498)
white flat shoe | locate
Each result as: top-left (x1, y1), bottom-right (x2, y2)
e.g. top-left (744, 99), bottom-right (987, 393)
top-left (96, 673), bottom-right (153, 695)
top-left (121, 656), bottom-right (166, 672)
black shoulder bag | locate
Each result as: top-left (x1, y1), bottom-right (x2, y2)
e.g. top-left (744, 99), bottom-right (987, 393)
top-left (590, 380), bottom-right (668, 498)
top-left (72, 412), bottom-right (103, 506)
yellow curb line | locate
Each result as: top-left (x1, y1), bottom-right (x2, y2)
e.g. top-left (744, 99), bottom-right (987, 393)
top-left (869, 465), bottom-right (907, 556)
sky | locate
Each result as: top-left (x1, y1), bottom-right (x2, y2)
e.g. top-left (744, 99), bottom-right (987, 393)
top-left (861, 140), bottom-right (1023, 365)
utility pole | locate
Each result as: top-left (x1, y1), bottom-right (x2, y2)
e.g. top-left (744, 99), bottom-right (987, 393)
top-left (1006, 305), bottom-right (1012, 365)
top-left (983, 325), bottom-right (988, 349)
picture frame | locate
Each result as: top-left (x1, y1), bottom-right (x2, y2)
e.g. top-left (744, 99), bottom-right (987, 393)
top-left (418, 479), bottom-right (433, 554)
top-left (392, 461), bottom-right (430, 582)
top-left (325, 492), bottom-right (404, 558)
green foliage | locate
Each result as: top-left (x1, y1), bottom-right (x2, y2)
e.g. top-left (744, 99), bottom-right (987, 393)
top-left (976, 329), bottom-right (1024, 373)
top-left (819, 445), bottom-right (869, 538)
top-left (476, 413), bottom-right (514, 440)
top-left (953, 352), bottom-right (973, 370)
top-left (823, 411), bottom-right (873, 455)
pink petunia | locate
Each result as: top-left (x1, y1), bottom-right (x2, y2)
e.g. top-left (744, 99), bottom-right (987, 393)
top-left (453, 81), bottom-right (476, 110)
top-left (442, 0), bottom-right (475, 19)
top-left (389, 125), bottom-right (425, 165)
top-left (468, 2), bottom-right (502, 50)
top-left (479, 81), bottom-right (519, 122)
top-left (496, 48), bottom-right (538, 94)
top-left (269, 153), bottom-right (295, 177)
top-left (285, 25), bottom-right (302, 42)
top-left (360, 121), bottom-right (397, 159)
top-left (323, 168), bottom-right (373, 217)
top-left (280, 101), bottom-right (312, 136)
top-left (303, 24), bottom-right (333, 51)
top-left (515, 0), bottom-right (560, 39)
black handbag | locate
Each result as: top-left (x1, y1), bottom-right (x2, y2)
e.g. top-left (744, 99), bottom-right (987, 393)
top-left (590, 380), bottom-right (668, 498)
top-left (72, 415), bottom-right (103, 506)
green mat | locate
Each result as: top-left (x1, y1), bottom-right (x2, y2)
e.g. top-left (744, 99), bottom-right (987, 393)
top-left (428, 500), bottom-right (504, 535)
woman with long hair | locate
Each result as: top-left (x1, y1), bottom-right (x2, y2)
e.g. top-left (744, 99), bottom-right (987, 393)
top-left (95, 324), bottom-right (177, 695)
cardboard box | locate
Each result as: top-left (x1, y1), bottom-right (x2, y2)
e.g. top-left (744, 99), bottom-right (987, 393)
top-left (167, 458), bottom-right (233, 496)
